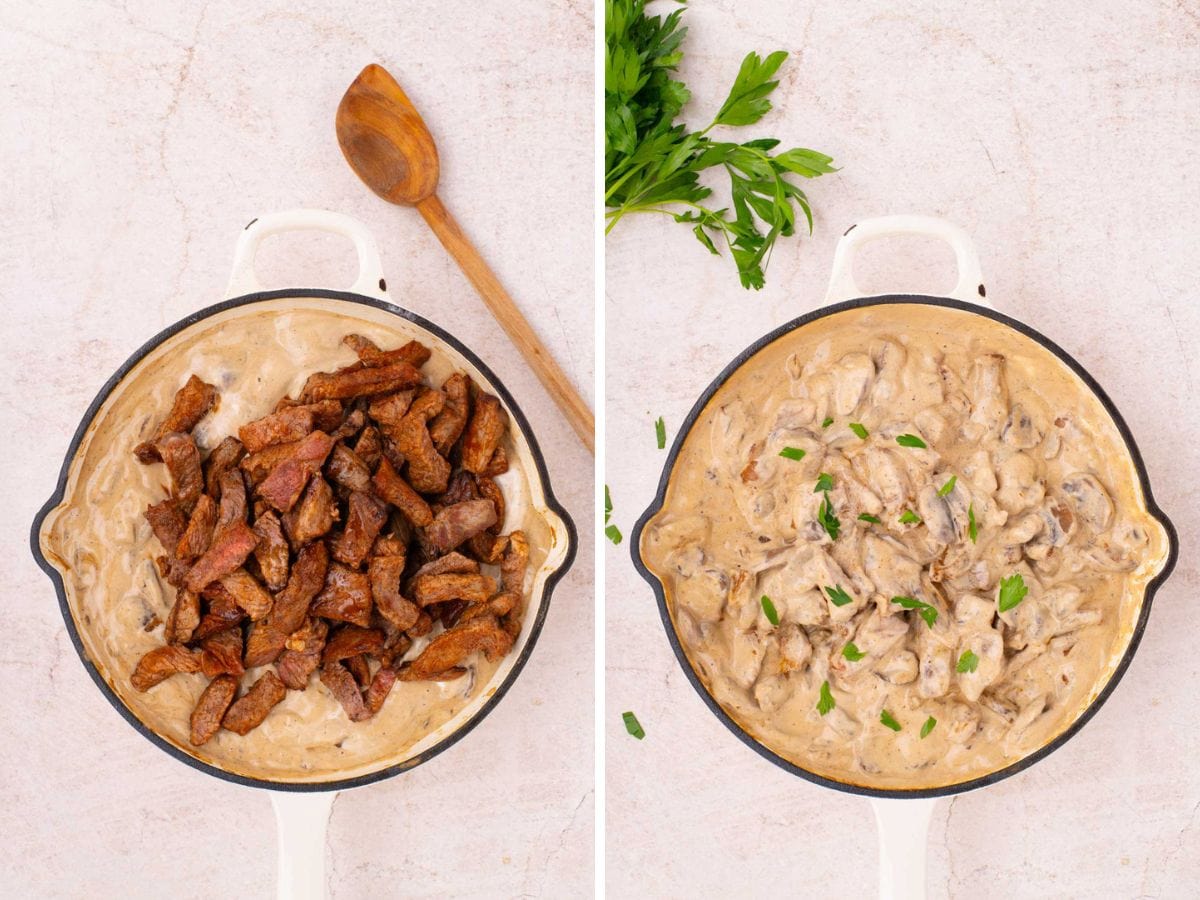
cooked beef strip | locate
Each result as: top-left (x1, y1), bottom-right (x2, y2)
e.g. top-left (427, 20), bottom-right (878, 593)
top-left (364, 666), bottom-right (397, 715)
top-left (164, 589), bottom-right (201, 644)
top-left (275, 618), bottom-right (328, 690)
top-left (407, 616), bottom-right (511, 679)
top-left (240, 437), bottom-right (304, 485)
top-left (425, 499), bottom-right (498, 554)
top-left (332, 491), bottom-right (388, 567)
top-left (411, 573), bottom-right (497, 606)
top-left (326, 443), bottom-right (373, 493)
top-left (369, 554), bottom-right (420, 631)
top-left (217, 568), bottom-right (273, 621)
top-left (192, 586), bottom-right (247, 640)
top-left (216, 469), bottom-right (248, 530)
top-left (299, 361), bottom-right (421, 403)
top-left (373, 458), bottom-right (433, 526)
top-left (190, 674), bottom-right (238, 746)
top-left (353, 425), bottom-right (383, 470)
top-left (145, 499), bottom-right (187, 552)
top-left (410, 551), bottom-right (479, 579)
top-left (175, 494), bottom-right (217, 562)
top-left (156, 432), bottom-right (204, 506)
top-left (392, 390), bottom-right (450, 493)
top-left (204, 436), bottom-right (246, 497)
top-left (310, 562), bottom-right (373, 627)
top-left (184, 520), bottom-right (258, 593)
top-left (429, 372), bottom-right (471, 456)
top-left (131, 645), bottom-right (202, 691)
top-left (239, 406), bottom-right (316, 453)
top-left (320, 661), bottom-right (370, 722)
top-left (346, 654), bottom-right (372, 689)
top-left (134, 374), bottom-right (218, 463)
top-left (282, 475), bottom-right (336, 546)
top-left (321, 625), bottom-right (385, 666)
top-left (343, 334), bottom-right (432, 369)
top-left (251, 511), bottom-right (290, 591)
top-left (243, 541), bottom-right (329, 667)
top-left (257, 431), bottom-right (335, 512)
top-left (461, 393), bottom-right (507, 474)
top-left (222, 670), bottom-right (288, 735)
top-left (367, 390), bottom-right (416, 428)
top-left (200, 628), bottom-right (245, 678)
top-left (481, 446), bottom-right (509, 477)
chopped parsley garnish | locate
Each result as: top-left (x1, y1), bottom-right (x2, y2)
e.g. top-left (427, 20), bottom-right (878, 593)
top-left (880, 709), bottom-right (902, 732)
top-left (898, 509), bottom-right (922, 525)
top-left (968, 502), bottom-right (978, 543)
top-left (779, 446), bottom-right (806, 461)
top-left (813, 472), bottom-right (834, 493)
top-left (605, 524), bottom-right (623, 545)
top-left (937, 475), bottom-right (957, 497)
top-left (920, 716), bottom-right (937, 739)
top-left (817, 680), bottom-right (835, 716)
top-left (817, 492), bottom-right (841, 540)
top-left (848, 422), bottom-right (869, 439)
top-left (891, 595), bottom-right (938, 628)
top-left (822, 416), bottom-right (834, 428)
top-left (997, 573), bottom-right (1029, 613)
top-left (760, 594), bottom-right (780, 626)
top-left (857, 513), bottom-right (881, 524)
top-left (956, 649), bottom-right (980, 673)
top-left (842, 642), bottom-right (866, 662)
top-left (824, 585), bottom-right (853, 607)
top-left (654, 416), bottom-right (666, 449)
top-left (895, 433), bottom-right (927, 449)
top-left (622, 711), bottom-right (645, 740)
top-left (604, 484), bottom-right (612, 523)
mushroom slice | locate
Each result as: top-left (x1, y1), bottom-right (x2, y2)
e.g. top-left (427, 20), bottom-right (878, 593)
top-left (916, 484), bottom-right (956, 545)
top-left (1061, 473), bottom-right (1114, 533)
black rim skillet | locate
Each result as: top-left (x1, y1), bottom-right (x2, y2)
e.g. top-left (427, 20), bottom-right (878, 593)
top-left (30, 287), bottom-right (577, 792)
top-left (631, 294), bottom-right (1178, 799)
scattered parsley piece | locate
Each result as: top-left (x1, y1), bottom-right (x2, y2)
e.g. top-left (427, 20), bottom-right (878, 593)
top-left (604, 484), bottom-right (612, 524)
top-left (895, 433), bottom-right (927, 449)
top-left (920, 716), bottom-right (937, 739)
top-left (622, 711), bottom-right (645, 740)
top-left (817, 492), bottom-right (841, 540)
top-left (857, 513), bottom-right (881, 524)
top-left (760, 594), bottom-right (780, 626)
top-left (824, 585), bottom-right (853, 607)
top-left (779, 446), bottom-right (806, 461)
top-left (891, 595), bottom-right (938, 628)
top-left (654, 416), bottom-right (666, 449)
top-left (605, 523), bottom-right (623, 545)
top-left (813, 472), bottom-right (834, 493)
top-left (848, 422), bottom-right (869, 439)
top-left (898, 509), bottom-right (921, 525)
top-left (968, 502), bottom-right (978, 543)
top-left (822, 416), bottom-right (834, 428)
top-left (880, 709), bottom-right (902, 732)
top-left (997, 573), bottom-right (1029, 613)
top-left (937, 475), bottom-right (957, 497)
top-left (817, 680), bottom-right (835, 716)
top-left (956, 649), bottom-right (980, 673)
top-left (842, 642), bottom-right (866, 662)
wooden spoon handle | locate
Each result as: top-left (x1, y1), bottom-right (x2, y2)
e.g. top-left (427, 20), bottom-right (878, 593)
top-left (417, 193), bottom-right (595, 453)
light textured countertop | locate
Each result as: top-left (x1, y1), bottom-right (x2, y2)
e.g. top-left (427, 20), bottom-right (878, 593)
top-left (606, 1), bottom-right (1198, 897)
top-left (0, 1), bottom-right (592, 896)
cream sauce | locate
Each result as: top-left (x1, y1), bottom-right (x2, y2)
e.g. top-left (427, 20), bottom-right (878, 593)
top-left (40, 300), bottom-right (551, 783)
top-left (643, 304), bottom-right (1169, 790)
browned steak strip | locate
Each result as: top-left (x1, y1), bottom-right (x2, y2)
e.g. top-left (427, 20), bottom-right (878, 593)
top-left (156, 432), bottom-right (204, 506)
top-left (275, 618), bottom-right (328, 690)
top-left (425, 499), bottom-right (498, 554)
top-left (429, 372), bottom-right (470, 456)
top-left (238, 406), bottom-right (315, 453)
top-left (398, 664), bottom-right (466, 683)
top-left (217, 568), bottom-right (273, 621)
top-left (251, 511), bottom-right (289, 591)
top-left (145, 499), bottom-right (187, 551)
top-left (411, 573), bottom-right (497, 606)
top-left (332, 491), bottom-right (387, 567)
top-left (481, 446), bottom-right (509, 477)
top-left (343, 334), bottom-right (432, 369)
top-left (257, 431), bottom-right (335, 512)
top-left (243, 541), bottom-right (329, 667)
top-left (222, 670), bottom-right (287, 735)
top-left (501, 531), bottom-right (530, 592)
top-left (407, 616), bottom-right (511, 679)
top-left (216, 469), bottom-right (248, 530)
top-left (131, 645), bottom-right (202, 691)
top-left (320, 661), bottom-right (370, 722)
top-left (184, 520), bottom-right (258, 593)
top-left (299, 361), bottom-right (421, 403)
top-left (367, 391), bottom-right (416, 428)
top-left (372, 458), bottom-right (433, 527)
top-left (204, 436), bottom-right (247, 497)
top-left (354, 425), bottom-right (382, 470)
top-left (392, 390), bottom-right (450, 493)
top-left (310, 562), bottom-right (373, 627)
top-left (364, 665), bottom-right (397, 715)
top-left (326, 443), bottom-right (373, 493)
top-left (190, 674), bottom-right (238, 746)
top-left (165, 589), bottom-right (201, 644)
top-left (281, 475), bottom-right (336, 546)
top-left (135, 374), bottom-right (218, 463)
top-left (370, 554), bottom-right (419, 631)
top-left (411, 551), bottom-right (479, 579)
top-left (461, 393), bottom-right (507, 474)
top-left (192, 585), bottom-right (247, 640)
top-left (321, 625), bottom-right (385, 666)
top-left (240, 437), bottom-right (303, 485)
top-left (175, 494), bottom-right (217, 562)
top-left (200, 627), bottom-right (245, 678)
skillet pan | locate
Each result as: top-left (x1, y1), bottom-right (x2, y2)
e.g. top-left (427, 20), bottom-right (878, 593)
top-left (632, 215), bottom-right (1178, 898)
top-left (31, 209), bottom-right (577, 898)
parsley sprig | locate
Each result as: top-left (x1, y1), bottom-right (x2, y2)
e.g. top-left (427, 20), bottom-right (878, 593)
top-left (605, 0), bottom-right (836, 289)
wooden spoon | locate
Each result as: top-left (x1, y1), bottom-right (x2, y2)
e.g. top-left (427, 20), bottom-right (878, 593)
top-left (336, 64), bottom-right (594, 453)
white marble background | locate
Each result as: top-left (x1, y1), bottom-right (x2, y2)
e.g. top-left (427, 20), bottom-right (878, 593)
top-left (606, 1), bottom-right (1198, 897)
top-left (0, 1), bottom-right (593, 897)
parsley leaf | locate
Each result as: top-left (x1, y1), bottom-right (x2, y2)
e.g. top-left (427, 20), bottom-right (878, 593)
top-left (817, 492), bottom-right (840, 540)
top-left (895, 433), bottom-right (927, 449)
top-left (880, 709), bottom-right (902, 732)
top-left (604, 484), bottom-right (612, 524)
top-left (824, 585), bottom-right (853, 607)
top-left (779, 446), bottom-right (806, 461)
top-left (848, 422), bottom-right (869, 439)
top-left (605, 2), bottom-right (836, 289)
top-left (898, 509), bottom-right (921, 525)
top-left (813, 472), bottom-right (834, 493)
top-left (857, 513), bottom-right (881, 524)
top-left (842, 642), bottom-right (866, 662)
top-left (822, 416), bottom-right (834, 428)
top-left (817, 680), bottom-right (835, 716)
top-left (760, 594), bottom-right (780, 626)
top-left (654, 416), bottom-right (666, 449)
top-left (605, 523), bottom-right (623, 545)
top-left (938, 475), bottom-right (957, 497)
top-left (968, 502), bottom-right (978, 543)
top-left (920, 716), bottom-right (937, 739)
top-left (997, 573), bottom-right (1029, 613)
top-left (622, 710), bottom-right (645, 740)
top-left (956, 649), bottom-right (980, 673)
top-left (891, 595), bottom-right (938, 628)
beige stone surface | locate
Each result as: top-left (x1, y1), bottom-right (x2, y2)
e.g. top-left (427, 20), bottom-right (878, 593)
top-left (0, 1), bottom-right (593, 896)
top-left (605, 1), bottom-right (1199, 897)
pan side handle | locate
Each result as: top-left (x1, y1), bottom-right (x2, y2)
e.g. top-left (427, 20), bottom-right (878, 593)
top-left (271, 790), bottom-right (336, 900)
top-left (870, 796), bottom-right (937, 900)
top-left (824, 215), bottom-right (990, 308)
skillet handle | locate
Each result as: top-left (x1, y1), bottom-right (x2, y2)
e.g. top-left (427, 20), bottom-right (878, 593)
top-left (227, 209), bottom-right (388, 300)
top-left (824, 215), bottom-right (989, 308)
top-left (271, 790), bottom-right (336, 900)
top-left (870, 796), bottom-right (936, 900)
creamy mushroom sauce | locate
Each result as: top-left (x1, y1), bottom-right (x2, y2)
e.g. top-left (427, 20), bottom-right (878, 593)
top-left (643, 304), bottom-right (1168, 790)
top-left (40, 301), bottom-right (551, 783)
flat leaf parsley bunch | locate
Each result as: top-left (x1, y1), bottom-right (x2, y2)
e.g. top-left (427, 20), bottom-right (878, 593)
top-left (605, 0), bottom-right (836, 289)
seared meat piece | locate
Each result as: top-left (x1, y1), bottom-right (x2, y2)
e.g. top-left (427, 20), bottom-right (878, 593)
top-left (392, 390), bottom-right (450, 493)
top-left (145, 499), bottom-right (187, 551)
top-left (406, 616), bottom-right (512, 679)
top-left (239, 405), bottom-right (316, 453)
top-left (399, 664), bottom-right (466, 682)
top-left (320, 661), bottom-right (370, 722)
top-left (310, 563), bottom-right (373, 627)
top-left (164, 589), bottom-right (201, 644)
top-left (243, 541), bottom-right (329, 667)
top-left (354, 425), bottom-right (383, 470)
top-left (343, 334), bottom-right (432, 369)
top-left (461, 393), bottom-right (507, 474)
top-left (217, 568), bottom-right (273, 621)
top-left (411, 572), bottom-right (497, 606)
top-left (331, 491), bottom-right (388, 567)
top-left (370, 554), bottom-right (419, 631)
top-left (501, 531), bottom-right (530, 593)
top-left (425, 500), bottom-right (498, 554)
top-left (251, 511), bottom-right (289, 591)
top-left (367, 390), bottom-right (416, 428)
top-left (184, 521), bottom-right (258, 593)
top-left (240, 438), bottom-right (304, 485)
top-left (373, 458), bottom-right (433, 526)
top-left (131, 645), bottom-right (202, 691)
top-left (204, 436), bottom-right (246, 497)
top-left (190, 674), bottom-right (238, 746)
top-left (321, 625), bottom-right (384, 666)
top-left (192, 585), bottom-right (247, 640)
top-left (176, 494), bottom-right (217, 562)
top-left (299, 361), bottom-right (421, 403)
top-left (481, 446), bottom-right (509, 477)
top-left (257, 431), bottom-right (335, 512)
top-left (156, 432), bottom-right (204, 506)
top-left (275, 618), bottom-right (328, 690)
top-left (364, 666), bottom-right (397, 715)
top-left (222, 671), bottom-right (287, 735)
top-left (429, 373), bottom-right (470, 456)
top-left (200, 628), bottom-right (245, 678)
top-left (215, 471), bottom-right (247, 531)
top-left (282, 476), bottom-right (336, 546)
top-left (134, 374), bottom-right (217, 463)
top-left (411, 551), bottom-right (479, 579)
top-left (325, 443), bottom-right (373, 493)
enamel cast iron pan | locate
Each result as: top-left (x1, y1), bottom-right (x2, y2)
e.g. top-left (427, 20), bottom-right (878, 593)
top-left (632, 216), bottom-right (1178, 899)
top-left (31, 210), bottom-right (577, 899)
